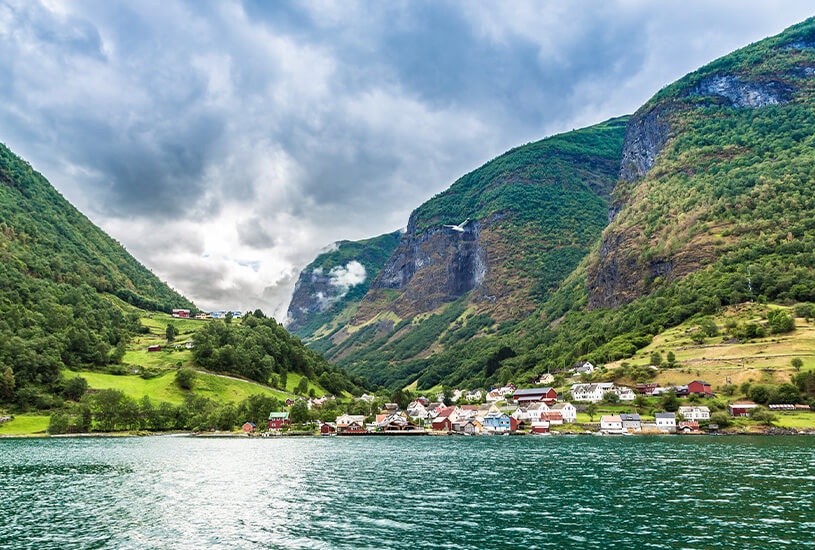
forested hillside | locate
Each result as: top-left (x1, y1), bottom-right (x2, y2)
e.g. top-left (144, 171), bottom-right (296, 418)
top-left (0, 142), bottom-right (365, 417)
top-left (291, 17), bottom-right (815, 391)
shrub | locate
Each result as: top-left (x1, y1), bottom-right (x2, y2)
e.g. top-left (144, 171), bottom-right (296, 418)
top-left (175, 368), bottom-right (196, 390)
top-left (63, 377), bottom-right (88, 401)
top-left (710, 411), bottom-right (731, 428)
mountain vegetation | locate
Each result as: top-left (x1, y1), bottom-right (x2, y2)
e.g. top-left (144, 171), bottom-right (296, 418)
top-left (290, 17), bottom-right (815, 391)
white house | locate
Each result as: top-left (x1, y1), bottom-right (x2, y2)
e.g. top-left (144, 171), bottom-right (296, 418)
top-left (613, 386), bottom-right (636, 402)
top-left (549, 402), bottom-right (577, 423)
top-left (497, 384), bottom-right (517, 396)
top-left (512, 402), bottom-right (550, 423)
top-left (678, 406), bottom-right (710, 422)
top-left (573, 361), bottom-right (597, 375)
top-left (486, 391), bottom-right (503, 403)
top-left (571, 383), bottom-right (614, 403)
top-left (655, 412), bottom-right (676, 433)
top-left (335, 414), bottom-right (366, 427)
top-left (600, 415), bottom-right (623, 434)
top-left (535, 373), bottom-right (555, 385)
top-left (619, 413), bottom-right (642, 432)
top-left (465, 389), bottom-right (483, 401)
top-left (406, 402), bottom-right (429, 420)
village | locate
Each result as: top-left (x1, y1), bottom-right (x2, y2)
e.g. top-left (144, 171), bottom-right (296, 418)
top-left (239, 361), bottom-right (814, 437)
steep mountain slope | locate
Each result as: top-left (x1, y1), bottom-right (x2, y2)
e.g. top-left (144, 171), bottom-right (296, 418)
top-left (302, 117), bottom-right (629, 386)
top-left (293, 17), bottom-right (815, 391)
top-left (0, 142), bottom-right (366, 411)
top-left (286, 231), bottom-right (402, 337)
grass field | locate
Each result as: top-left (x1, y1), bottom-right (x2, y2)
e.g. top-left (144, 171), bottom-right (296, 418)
top-left (607, 304), bottom-right (815, 389)
top-left (63, 369), bottom-right (291, 405)
top-left (0, 415), bottom-right (50, 435)
top-left (123, 348), bottom-right (195, 368)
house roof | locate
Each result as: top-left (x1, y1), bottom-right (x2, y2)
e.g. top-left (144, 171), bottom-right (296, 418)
top-left (655, 412), bottom-right (675, 419)
top-left (601, 415), bottom-right (621, 422)
top-left (513, 387), bottom-right (554, 397)
top-left (243, 422), bottom-right (255, 427)
top-left (689, 380), bottom-right (711, 386)
top-left (437, 407), bottom-right (457, 417)
top-left (730, 401), bottom-right (758, 406)
top-left (619, 413), bottom-right (641, 421)
top-left (268, 412), bottom-right (289, 420)
top-left (550, 403), bottom-right (572, 410)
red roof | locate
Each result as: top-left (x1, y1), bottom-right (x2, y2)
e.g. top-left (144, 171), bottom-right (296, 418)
top-left (437, 407), bottom-right (456, 418)
top-left (460, 405), bottom-right (478, 411)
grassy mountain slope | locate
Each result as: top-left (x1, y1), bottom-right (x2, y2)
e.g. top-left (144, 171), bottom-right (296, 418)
top-left (304, 117), bottom-right (628, 387)
top-left (0, 142), bottom-right (365, 421)
top-left (286, 231), bottom-right (402, 338)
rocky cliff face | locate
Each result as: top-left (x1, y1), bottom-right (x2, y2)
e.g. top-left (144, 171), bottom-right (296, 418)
top-left (588, 56), bottom-right (805, 309)
top-left (368, 216), bottom-right (486, 314)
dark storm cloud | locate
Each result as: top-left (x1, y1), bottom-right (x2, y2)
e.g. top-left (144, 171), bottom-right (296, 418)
top-left (0, 0), bottom-right (813, 316)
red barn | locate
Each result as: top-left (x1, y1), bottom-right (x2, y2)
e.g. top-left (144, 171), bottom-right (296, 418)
top-left (147, 345), bottom-right (161, 352)
top-left (172, 309), bottom-right (190, 318)
top-left (320, 423), bottom-right (336, 435)
top-left (512, 387), bottom-right (558, 404)
top-left (728, 402), bottom-right (758, 417)
top-left (242, 422), bottom-right (255, 433)
top-left (688, 380), bottom-right (712, 396)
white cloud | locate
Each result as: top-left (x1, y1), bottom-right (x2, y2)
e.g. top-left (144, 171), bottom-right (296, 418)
top-left (329, 261), bottom-right (367, 294)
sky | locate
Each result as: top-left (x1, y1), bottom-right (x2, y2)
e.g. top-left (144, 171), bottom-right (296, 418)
top-left (0, 1), bottom-right (812, 319)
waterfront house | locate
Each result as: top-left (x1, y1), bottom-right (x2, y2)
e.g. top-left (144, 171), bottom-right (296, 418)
top-left (320, 422), bottom-right (336, 434)
top-left (336, 414), bottom-right (366, 427)
top-left (242, 422), bottom-right (255, 433)
top-left (268, 412), bottom-right (290, 431)
top-left (407, 401), bottom-right (429, 420)
top-left (549, 403), bottom-right (577, 423)
top-left (540, 412), bottom-right (564, 425)
top-left (655, 412), bottom-right (676, 433)
top-left (619, 413), bottom-right (642, 432)
top-left (687, 380), bottom-right (713, 397)
top-left (679, 421), bottom-right (699, 433)
top-left (431, 416), bottom-right (453, 432)
top-left (678, 406), bottom-right (710, 422)
top-left (452, 418), bottom-right (482, 434)
top-left (600, 415), bottom-right (623, 434)
top-left (512, 387), bottom-right (558, 405)
top-left (483, 412), bottom-right (518, 433)
top-left (728, 401), bottom-right (759, 417)
top-left (531, 420), bottom-right (550, 434)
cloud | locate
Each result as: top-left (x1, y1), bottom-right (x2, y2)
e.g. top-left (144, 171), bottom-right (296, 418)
top-left (329, 261), bottom-right (367, 294)
top-left (0, 0), bottom-right (813, 318)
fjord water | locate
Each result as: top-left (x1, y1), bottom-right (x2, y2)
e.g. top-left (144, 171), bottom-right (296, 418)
top-left (1, 436), bottom-right (814, 549)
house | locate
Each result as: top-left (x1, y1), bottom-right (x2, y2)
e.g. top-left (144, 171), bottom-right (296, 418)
top-left (431, 416), bottom-right (454, 432)
top-left (285, 398), bottom-right (295, 406)
top-left (458, 405), bottom-right (480, 419)
top-left (655, 412), bottom-right (676, 433)
top-left (571, 383), bottom-right (614, 403)
top-left (268, 412), bottom-right (290, 431)
top-left (687, 380), bottom-right (713, 397)
top-left (320, 422), bottom-right (336, 434)
top-left (477, 403), bottom-right (501, 417)
top-left (678, 406), bottom-right (710, 421)
top-left (355, 394), bottom-right (376, 403)
top-left (172, 309), bottom-right (190, 318)
top-left (465, 389), bottom-right (483, 401)
top-left (382, 403), bottom-right (399, 412)
top-left (241, 422), bottom-right (256, 433)
top-left (407, 401), bottom-right (429, 420)
top-left (573, 361), bottom-right (597, 375)
top-left (339, 421), bottom-right (366, 434)
top-left (483, 412), bottom-right (518, 433)
top-left (452, 418), bottom-right (483, 434)
top-left (451, 389), bottom-right (463, 402)
top-left (486, 391), bottom-right (503, 403)
top-left (335, 414), bottom-right (366, 427)
top-left (512, 387), bottom-right (558, 405)
top-left (535, 373), bottom-right (555, 385)
top-left (539, 411), bottom-right (564, 425)
top-left (194, 312), bottom-right (212, 320)
top-left (635, 383), bottom-right (659, 395)
top-left (415, 396), bottom-right (430, 406)
top-left (512, 402), bottom-right (550, 424)
top-left (147, 345), bottom-right (161, 352)
top-left (600, 415), bottom-right (623, 434)
top-left (619, 413), bottom-right (642, 432)
top-left (531, 420), bottom-right (550, 434)
top-left (728, 401), bottom-right (759, 417)
top-left (796, 404), bottom-right (812, 411)
top-left (679, 421), bottom-right (699, 432)
top-left (380, 417), bottom-right (423, 433)
top-left (184, 340), bottom-right (195, 349)
top-left (769, 404), bottom-right (795, 411)
top-left (549, 402), bottom-right (577, 423)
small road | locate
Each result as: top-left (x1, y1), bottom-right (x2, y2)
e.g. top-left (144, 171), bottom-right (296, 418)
top-left (678, 353), bottom-right (815, 364)
top-left (190, 368), bottom-right (303, 399)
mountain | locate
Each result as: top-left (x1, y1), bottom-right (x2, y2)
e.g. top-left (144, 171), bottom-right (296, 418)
top-left (291, 17), bottom-right (815, 390)
top-left (286, 230), bottom-right (403, 336)
top-left (0, 142), bottom-right (366, 413)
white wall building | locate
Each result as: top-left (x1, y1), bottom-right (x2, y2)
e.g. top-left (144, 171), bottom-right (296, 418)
top-left (678, 406), bottom-right (710, 422)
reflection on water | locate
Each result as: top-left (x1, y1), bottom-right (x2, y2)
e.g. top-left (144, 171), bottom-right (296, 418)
top-left (1, 435), bottom-right (814, 549)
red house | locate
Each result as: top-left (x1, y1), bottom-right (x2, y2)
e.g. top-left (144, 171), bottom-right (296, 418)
top-left (320, 423), bottom-right (336, 434)
top-left (432, 417), bottom-right (453, 432)
top-left (147, 345), bottom-right (161, 352)
top-left (636, 383), bottom-right (659, 395)
top-left (268, 412), bottom-right (290, 430)
top-left (688, 380), bottom-right (713, 396)
top-left (172, 309), bottom-right (191, 318)
top-left (241, 422), bottom-right (255, 433)
top-left (512, 387), bottom-right (558, 404)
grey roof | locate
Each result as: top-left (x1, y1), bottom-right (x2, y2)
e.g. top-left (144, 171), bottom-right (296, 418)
top-left (619, 413), bottom-right (641, 421)
top-left (513, 387), bottom-right (554, 396)
top-left (655, 412), bottom-right (676, 419)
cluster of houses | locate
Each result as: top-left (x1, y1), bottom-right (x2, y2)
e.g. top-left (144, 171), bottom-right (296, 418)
top-left (190, 310), bottom-right (243, 321)
top-left (600, 405), bottom-right (712, 434)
